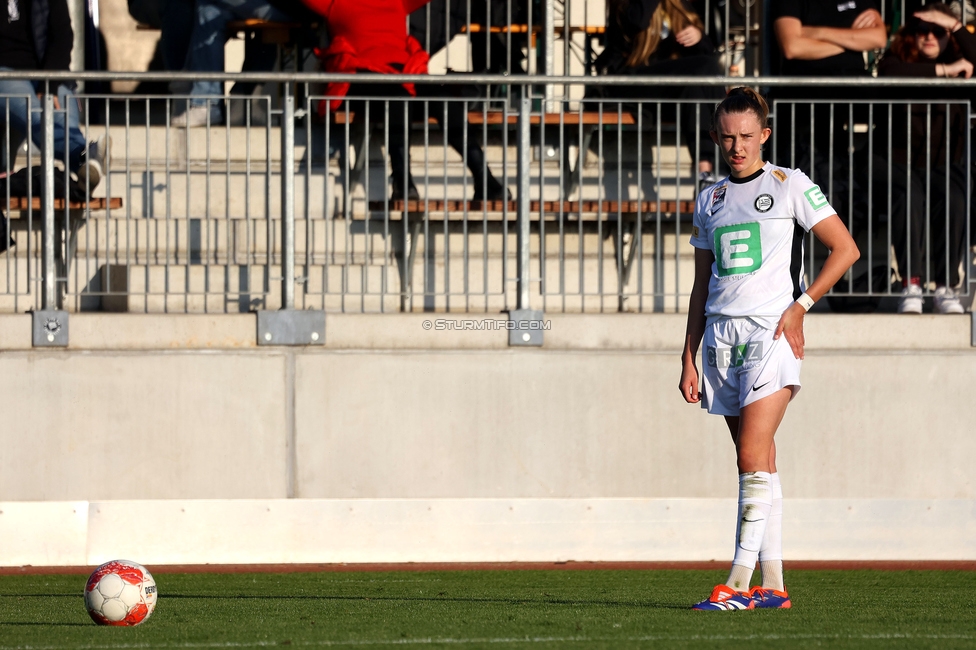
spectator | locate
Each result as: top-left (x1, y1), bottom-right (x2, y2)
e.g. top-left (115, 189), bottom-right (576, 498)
top-left (409, 0), bottom-right (527, 75)
top-left (590, 0), bottom-right (722, 189)
top-left (127, 0), bottom-right (195, 73)
top-left (308, 0), bottom-right (511, 201)
top-left (172, 0), bottom-right (320, 127)
top-left (0, 0), bottom-right (108, 190)
top-left (771, 0), bottom-right (887, 220)
top-left (876, 3), bottom-right (970, 314)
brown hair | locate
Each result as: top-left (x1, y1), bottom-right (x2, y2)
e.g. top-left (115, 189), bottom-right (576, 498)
top-left (890, 3), bottom-right (962, 63)
top-left (612, 0), bottom-right (705, 68)
top-left (711, 87), bottom-right (770, 131)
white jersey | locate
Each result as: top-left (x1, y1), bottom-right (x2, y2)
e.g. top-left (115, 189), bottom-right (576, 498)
top-left (690, 162), bottom-right (835, 329)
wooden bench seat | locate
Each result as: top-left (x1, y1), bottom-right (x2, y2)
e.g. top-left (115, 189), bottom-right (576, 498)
top-left (4, 196), bottom-right (124, 309)
top-left (4, 197), bottom-right (123, 213)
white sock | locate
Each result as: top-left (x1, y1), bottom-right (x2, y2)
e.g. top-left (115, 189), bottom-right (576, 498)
top-left (726, 471), bottom-right (773, 592)
top-left (759, 472), bottom-right (785, 591)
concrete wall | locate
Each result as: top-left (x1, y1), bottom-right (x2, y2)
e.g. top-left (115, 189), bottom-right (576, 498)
top-left (0, 313), bottom-right (973, 564)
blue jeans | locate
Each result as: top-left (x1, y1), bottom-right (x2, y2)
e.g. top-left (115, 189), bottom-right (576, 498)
top-left (0, 71), bottom-right (88, 172)
top-left (185, 0), bottom-right (291, 105)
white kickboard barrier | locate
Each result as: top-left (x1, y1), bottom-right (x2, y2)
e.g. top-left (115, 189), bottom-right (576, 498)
top-left (1, 499), bottom-right (974, 567)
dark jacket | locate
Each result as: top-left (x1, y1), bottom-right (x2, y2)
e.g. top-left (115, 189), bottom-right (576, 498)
top-left (270, 0), bottom-right (322, 23)
top-left (593, 0), bottom-right (713, 75)
top-left (32, 0), bottom-right (74, 71)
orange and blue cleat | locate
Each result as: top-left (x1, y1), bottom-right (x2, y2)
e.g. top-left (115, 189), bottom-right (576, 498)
top-left (749, 586), bottom-right (792, 609)
top-left (691, 584), bottom-right (754, 610)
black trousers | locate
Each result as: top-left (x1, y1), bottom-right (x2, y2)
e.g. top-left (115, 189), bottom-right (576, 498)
top-left (344, 83), bottom-right (498, 195)
top-left (586, 54), bottom-right (724, 165)
top-left (874, 158), bottom-right (968, 288)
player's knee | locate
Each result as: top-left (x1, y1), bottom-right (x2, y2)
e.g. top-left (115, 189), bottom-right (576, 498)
top-left (735, 446), bottom-right (771, 473)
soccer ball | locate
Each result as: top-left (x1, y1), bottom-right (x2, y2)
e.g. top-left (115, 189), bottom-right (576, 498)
top-left (84, 560), bottom-right (158, 626)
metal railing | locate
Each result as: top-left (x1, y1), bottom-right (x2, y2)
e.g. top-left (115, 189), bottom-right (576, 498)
top-left (1, 72), bottom-right (973, 315)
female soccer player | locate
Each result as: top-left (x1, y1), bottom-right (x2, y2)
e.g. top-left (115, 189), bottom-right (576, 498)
top-left (679, 87), bottom-right (859, 610)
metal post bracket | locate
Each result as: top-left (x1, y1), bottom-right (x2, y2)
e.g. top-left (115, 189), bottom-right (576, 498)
top-left (257, 310), bottom-right (325, 346)
top-left (508, 309), bottom-right (545, 347)
top-left (33, 310), bottom-right (69, 347)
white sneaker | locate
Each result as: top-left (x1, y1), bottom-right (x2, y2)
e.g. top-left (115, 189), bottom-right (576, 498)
top-left (898, 283), bottom-right (923, 314)
top-left (933, 286), bottom-right (965, 314)
top-left (172, 104), bottom-right (222, 127)
top-left (78, 133), bottom-right (110, 192)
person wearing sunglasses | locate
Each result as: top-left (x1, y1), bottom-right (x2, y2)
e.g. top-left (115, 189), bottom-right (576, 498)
top-left (876, 3), bottom-right (974, 314)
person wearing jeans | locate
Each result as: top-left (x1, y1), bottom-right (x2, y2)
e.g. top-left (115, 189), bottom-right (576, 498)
top-left (0, 76), bottom-right (90, 171)
top-left (173, 0), bottom-right (316, 126)
top-left (0, 0), bottom-right (105, 185)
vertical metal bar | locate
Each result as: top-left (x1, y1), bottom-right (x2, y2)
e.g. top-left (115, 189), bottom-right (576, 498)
top-left (42, 85), bottom-right (57, 309)
top-left (516, 86), bottom-right (531, 310)
top-left (281, 83), bottom-right (296, 310)
top-left (967, 100), bottom-right (972, 295)
top-left (544, 0), bottom-right (555, 110)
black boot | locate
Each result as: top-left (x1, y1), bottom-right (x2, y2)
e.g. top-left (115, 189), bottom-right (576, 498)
top-left (389, 145), bottom-right (420, 201)
top-left (473, 173), bottom-right (512, 202)
top-left (0, 216), bottom-right (13, 255)
top-left (462, 144), bottom-right (512, 202)
top-left (390, 174), bottom-right (420, 201)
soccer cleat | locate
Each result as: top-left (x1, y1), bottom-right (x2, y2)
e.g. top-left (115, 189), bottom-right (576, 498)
top-left (897, 283), bottom-right (923, 314)
top-left (933, 286), bottom-right (964, 314)
top-left (749, 586), bottom-right (792, 609)
top-left (691, 584), bottom-right (754, 610)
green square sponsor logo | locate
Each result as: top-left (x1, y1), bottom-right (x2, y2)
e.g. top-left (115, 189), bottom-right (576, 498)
top-left (714, 222), bottom-right (762, 277)
top-left (804, 185), bottom-right (828, 210)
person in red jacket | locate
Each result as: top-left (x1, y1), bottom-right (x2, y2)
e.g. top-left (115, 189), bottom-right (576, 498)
top-left (305, 0), bottom-right (510, 201)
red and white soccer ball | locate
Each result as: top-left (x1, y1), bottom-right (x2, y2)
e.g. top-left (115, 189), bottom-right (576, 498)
top-left (84, 560), bottom-right (158, 626)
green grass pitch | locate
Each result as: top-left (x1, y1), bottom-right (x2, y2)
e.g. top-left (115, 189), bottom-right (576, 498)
top-left (1, 569), bottom-right (974, 649)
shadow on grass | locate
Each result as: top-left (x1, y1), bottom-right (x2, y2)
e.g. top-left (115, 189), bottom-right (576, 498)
top-left (160, 593), bottom-right (689, 610)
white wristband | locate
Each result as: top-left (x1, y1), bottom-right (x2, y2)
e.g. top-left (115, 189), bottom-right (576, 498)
top-left (796, 292), bottom-right (815, 312)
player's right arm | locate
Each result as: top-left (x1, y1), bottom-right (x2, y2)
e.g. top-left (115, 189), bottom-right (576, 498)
top-left (680, 247), bottom-right (713, 404)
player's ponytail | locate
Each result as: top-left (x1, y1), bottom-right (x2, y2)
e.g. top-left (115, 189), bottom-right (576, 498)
top-left (712, 87), bottom-right (770, 131)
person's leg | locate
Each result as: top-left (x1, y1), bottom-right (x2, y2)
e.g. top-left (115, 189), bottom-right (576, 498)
top-left (929, 166), bottom-right (967, 288)
top-left (758, 440), bottom-right (784, 591)
top-left (421, 84), bottom-right (509, 201)
top-left (55, 85), bottom-right (90, 173)
top-left (162, 0), bottom-right (197, 71)
top-left (184, 0), bottom-right (293, 105)
top-left (722, 388), bottom-right (790, 592)
top-left (928, 166), bottom-right (967, 312)
top-left (884, 160), bottom-right (926, 310)
top-left (0, 77), bottom-right (89, 174)
top-left (351, 85), bottom-right (416, 200)
top-left (0, 73), bottom-right (37, 151)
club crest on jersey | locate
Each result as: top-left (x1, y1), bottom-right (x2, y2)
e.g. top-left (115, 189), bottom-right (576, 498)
top-left (711, 184), bottom-right (727, 212)
top-left (754, 194), bottom-right (774, 213)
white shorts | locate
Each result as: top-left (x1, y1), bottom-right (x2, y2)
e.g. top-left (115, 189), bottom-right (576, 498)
top-left (701, 317), bottom-right (801, 417)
